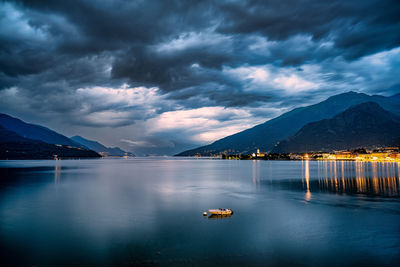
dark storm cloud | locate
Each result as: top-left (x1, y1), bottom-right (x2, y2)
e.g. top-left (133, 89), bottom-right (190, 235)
top-left (168, 85), bottom-right (272, 108)
top-left (2, 0), bottom-right (399, 98)
top-left (13, 0), bottom-right (215, 52)
top-left (218, 0), bottom-right (400, 60)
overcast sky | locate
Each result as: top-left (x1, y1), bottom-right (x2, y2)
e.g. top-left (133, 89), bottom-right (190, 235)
top-left (1, 0), bottom-right (399, 155)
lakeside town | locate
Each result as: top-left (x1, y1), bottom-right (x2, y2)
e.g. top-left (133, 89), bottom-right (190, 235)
top-left (218, 147), bottom-right (400, 162)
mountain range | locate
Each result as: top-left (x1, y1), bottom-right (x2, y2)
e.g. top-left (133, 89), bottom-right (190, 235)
top-left (0, 113), bottom-right (80, 147)
top-left (0, 113), bottom-right (131, 159)
top-left (272, 102), bottom-right (400, 153)
top-left (71, 136), bottom-right (134, 157)
top-left (177, 92), bottom-right (400, 156)
top-left (0, 125), bottom-right (100, 159)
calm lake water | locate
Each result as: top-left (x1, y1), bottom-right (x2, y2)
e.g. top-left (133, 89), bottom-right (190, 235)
top-left (0, 158), bottom-right (399, 266)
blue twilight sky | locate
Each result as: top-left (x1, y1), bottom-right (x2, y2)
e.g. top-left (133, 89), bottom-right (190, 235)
top-left (0, 0), bottom-right (399, 155)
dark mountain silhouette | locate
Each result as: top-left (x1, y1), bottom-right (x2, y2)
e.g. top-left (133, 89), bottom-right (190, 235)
top-left (71, 136), bottom-right (134, 157)
top-left (272, 102), bottom-right (400, 153)
top-left (0, 113), bottom-right (80, 146)
top-left (176, 92), bottom-right (400, 156)
top-left (0, 126), bottom-right (100, 159)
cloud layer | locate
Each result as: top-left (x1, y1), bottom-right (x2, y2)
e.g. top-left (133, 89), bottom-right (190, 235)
top-left (1, 0), bottom-right (399, 154)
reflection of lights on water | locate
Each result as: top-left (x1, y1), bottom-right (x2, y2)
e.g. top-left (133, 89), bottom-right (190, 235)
top-left (313, 161), bottom-right (400, 196)
top-left (341, 161), bottom-right (346, 191)
top-left (305, 160), bottom-right (310, 191)
top-left (305, 191), bottom-right (312, 201)
top-left (304, 160), bottom-right (311, 201)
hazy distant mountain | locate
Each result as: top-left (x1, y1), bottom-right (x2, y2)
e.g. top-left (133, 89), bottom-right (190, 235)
top-left (71, 136), bottom-right (134, 157)
top-left (0, 126), bottom-right (100, 160)
top-left (272, 102), bottom-right (400, 153)
top-left (176, 92), bottom-right (400, 156)
top-left (0, 113), bottom-right (80, 147)
top-left (131, 140), bottom-right (196, 157)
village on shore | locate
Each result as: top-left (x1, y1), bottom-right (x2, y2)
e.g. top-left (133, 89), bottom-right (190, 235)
top-left (218, 147), bottom-right (400, 162)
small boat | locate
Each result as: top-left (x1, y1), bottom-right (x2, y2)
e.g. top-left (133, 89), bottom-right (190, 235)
top-left (208, 208), bottom-right (233, 215)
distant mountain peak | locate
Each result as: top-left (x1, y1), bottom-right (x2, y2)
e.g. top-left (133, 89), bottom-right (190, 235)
top-left (340, 90), bottom-right (360, 95)
top-left (327, 91), bottom-right (366, 99)
top-left (70, 135), bottom-right (134, 157)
